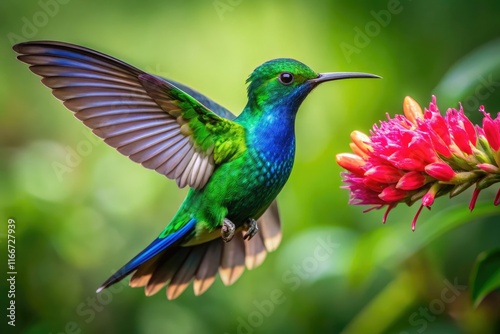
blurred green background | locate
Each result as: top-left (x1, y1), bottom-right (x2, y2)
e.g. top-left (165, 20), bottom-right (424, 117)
top-left (1, 0), bottom-right (500, 333)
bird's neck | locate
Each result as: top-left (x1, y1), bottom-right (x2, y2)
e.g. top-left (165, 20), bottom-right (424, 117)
top-left (236, 103), bottom-right (297, 162)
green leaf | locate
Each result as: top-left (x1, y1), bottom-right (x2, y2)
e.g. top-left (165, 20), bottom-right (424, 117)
top-left (470, 248), bottom-right (500, 308)
top-left (434, 39), bottom-right (500, 108)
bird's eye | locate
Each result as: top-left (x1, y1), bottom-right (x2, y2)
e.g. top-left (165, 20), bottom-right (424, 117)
top-left (278, 72), bottom-right (294, 85)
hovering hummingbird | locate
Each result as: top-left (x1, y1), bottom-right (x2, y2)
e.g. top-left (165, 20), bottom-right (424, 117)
top-left (14, 41), bottom-right (379, 299)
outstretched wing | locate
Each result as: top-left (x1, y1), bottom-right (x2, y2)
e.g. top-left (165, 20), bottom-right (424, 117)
top-left (13, 41), bottom-right (245, 189)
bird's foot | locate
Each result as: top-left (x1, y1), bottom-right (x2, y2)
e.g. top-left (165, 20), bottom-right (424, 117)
top-left (243, 218), bottom-right (258, 241)
top-left (221, 218), bottom-right (235, 242)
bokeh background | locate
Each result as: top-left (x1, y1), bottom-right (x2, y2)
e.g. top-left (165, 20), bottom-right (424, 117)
top-left (1, 0), bottom-right (500, 333)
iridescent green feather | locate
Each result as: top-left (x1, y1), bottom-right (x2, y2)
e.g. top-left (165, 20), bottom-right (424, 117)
top-left (140, 74), bottom-right (247, 165)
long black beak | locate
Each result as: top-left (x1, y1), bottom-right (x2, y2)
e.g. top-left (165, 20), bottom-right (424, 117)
top-left (309, 72), bottom-right (381, 85)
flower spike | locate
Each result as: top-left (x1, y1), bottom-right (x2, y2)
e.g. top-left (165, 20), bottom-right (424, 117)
top-left (337, 96), bottom-right (500, 229)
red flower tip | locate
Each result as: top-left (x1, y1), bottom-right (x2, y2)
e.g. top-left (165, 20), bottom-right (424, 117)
top-left (411, 205), bottom-right (426, 231)
top-left (382, 204), bottom-right (396, 224)
top-left (469, 188), bottom-right (481, 211)
top-left (424, 162), bottom-right (456, 182)
top-left (495, 189), bottom-right (500, 206)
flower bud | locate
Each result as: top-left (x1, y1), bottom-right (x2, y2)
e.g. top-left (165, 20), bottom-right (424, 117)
top-left (403, 96), bottom-right (423, 125)
top-left (378, 185), bottom-right (407, 202)
top-left (365, 165), bottom-right (404, 184)
top-left (477, 163), bottom-right (499, 173)
top-left (336, 153), bottom-right (365, 176)
top-left (424, 162), bottom-right (456, 181)
top-left (350, 131), bottom-right (373, 157)
top-left (396, 171), bottom-right (426, 190)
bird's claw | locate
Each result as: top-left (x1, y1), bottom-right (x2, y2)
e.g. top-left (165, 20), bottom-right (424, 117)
top-left (221, 218), bottom-right (235, 242)
top-left (243, 218), bottom-right (258, 241)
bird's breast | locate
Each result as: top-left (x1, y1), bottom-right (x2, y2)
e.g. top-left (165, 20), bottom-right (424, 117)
top-left (246, 144), bottom-right (295, 188)
top-left (221, 134), bottom-right (295, 224)
top-left (209, 111), bottom-right (298, 223)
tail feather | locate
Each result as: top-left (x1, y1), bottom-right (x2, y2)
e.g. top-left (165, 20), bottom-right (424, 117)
top-left (258, 201), bottom-right (282, 251)
top-left (167, 244), bottom-right (207, 300)
top-left (219, 233), bottom-right (246, 286)
top-left (97, 218), bottom-right (196, 293)
top-left (193, 240), bottom-right (223, 296)
top-left (145, 247), bottom-right (190, 297)
top-left (244, 231), bottom-right (267, 269)
top-left (100, 200), bottom-right (282, 299)
top-left (129, 254), bottom-right (159, 288)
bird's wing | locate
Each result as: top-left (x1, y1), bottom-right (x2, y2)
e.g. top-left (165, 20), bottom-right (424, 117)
top-left (162, 77), bottom-right (236, 121)
top-left (13, 41), bottom-right (245, 189)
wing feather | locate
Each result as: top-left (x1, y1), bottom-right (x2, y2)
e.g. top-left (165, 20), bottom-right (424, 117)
top-left (14, 41), bottom-right (244, 189)
top-left (76, 106), bottom-right (164, 120)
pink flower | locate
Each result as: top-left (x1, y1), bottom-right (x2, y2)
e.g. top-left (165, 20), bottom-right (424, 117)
top-left (337, 96), bottom-right (500, 230)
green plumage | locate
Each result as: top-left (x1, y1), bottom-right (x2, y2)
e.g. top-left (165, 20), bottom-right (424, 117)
top-left (13, 41), bottom-right (379, 299)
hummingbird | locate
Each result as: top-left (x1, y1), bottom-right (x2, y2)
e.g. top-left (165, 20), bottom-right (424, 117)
top-left (14, 41), bottom-right (379, 299)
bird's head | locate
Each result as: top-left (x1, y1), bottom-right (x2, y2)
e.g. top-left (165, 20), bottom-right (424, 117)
top-left (245, 58), bottom-right (380, 113)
